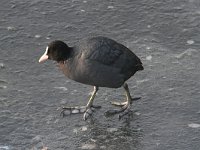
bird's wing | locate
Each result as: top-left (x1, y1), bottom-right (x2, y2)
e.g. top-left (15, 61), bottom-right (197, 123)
top-left (82, 37), bottom-right (123, 65)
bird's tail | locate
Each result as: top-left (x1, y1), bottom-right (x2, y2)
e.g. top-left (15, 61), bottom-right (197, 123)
top-left (136, 64), bottom-right (144, 71)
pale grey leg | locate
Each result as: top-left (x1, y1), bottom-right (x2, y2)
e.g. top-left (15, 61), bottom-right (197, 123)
top-left (60, 86), bottom-right (101, 120)
top-left (105, 83), bottom-right (135, 119)
top-left (83, 86), bottom-right (99, 120)
top-left (118, 83), bottom-right (132, 119)
top-left (110, 97), bottom-right (140, 106)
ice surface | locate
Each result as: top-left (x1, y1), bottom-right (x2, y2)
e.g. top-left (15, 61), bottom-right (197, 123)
top-left (0, 146), bottom-right (10, 150)
top-left (7, 26), bottom-right (16, 31)
top-left (1, 0), bottom-right (200, 150)
top-left (107, 6), bottom-right (114, 9)
top-left (175, 48), bottom-right (197, 59)
top-left (186, 40), bottom-right (194, 45)
top-left (54, 86), bottom-right (68, 91)
top-left (0, 63), bottom-right (5, 68)
top-left (146, 55), bottom-right (152, 61)
top-left (188, 123), bottom-right (200, 128)
top-left (106, 127), bottom-right (118, 132)
top-left (81, 143), bottom-right (96, 149)
top-left (35, 35), bottom-right (41, 38)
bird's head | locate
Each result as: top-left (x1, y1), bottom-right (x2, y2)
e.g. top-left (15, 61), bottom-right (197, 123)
top-left (39, 40), bottom-right (71, 63)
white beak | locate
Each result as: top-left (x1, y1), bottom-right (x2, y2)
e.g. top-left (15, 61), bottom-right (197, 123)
top-left (39, 47), bottom-right (49, 63)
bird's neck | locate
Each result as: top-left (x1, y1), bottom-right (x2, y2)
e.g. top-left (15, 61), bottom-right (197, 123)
top-left (63, 47), bottom-right (73, 60)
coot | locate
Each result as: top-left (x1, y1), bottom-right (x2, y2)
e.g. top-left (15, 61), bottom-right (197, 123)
top-left (39, 36), bottom-right (143, 120)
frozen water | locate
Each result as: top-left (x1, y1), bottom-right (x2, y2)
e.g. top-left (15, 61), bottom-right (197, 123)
top-left (81, 126), bottom-right (88, 131)
top-left (135, 112), bottom-right (141, 116)
top-left (146, 55), bottom-right (152, 61)
top-left (188, 123), bottom-right (200, 128)
top-left (175, 48), bottom-right (197, 59)
top-left (7, 26), bottom-right (16, 31)
top-left (0, 63), bottom-right (5, 68)
top-left (73, 128), bottom-right (78, 134)
top-left (81, 143), bottom-right (96, 149)
top-left (0, 86), bottom-right (7, 89)
top-left (187, 40), bottom-right (194, 45)
top-left (107, 6), bottom-right (114, 9)
top-left (106, 127), bottom-right (118, 133)
top-left (0, 146), bottom-right (10, 150)
top-left (54, 86), bottom-right (68, 91)
top-left (35, 35), bottom-right (41, 38)
top-left (1, 0), bottom-right (200, 150)
top-left (136, 79), bottom-right (149, 84)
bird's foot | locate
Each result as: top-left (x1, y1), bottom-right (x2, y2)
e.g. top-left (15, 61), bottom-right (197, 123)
top-left (110, 97), bottom-right (141, 107)
top-left (118, 104), bottom-right (131, 120)
top-left (83, 105), bottom-right (102, 120)
top-left (60, 105), bottom-right (101, 119)
top-left (105, 97), bottom-right (141, 119)
top-left (105, 103), bottom-right (132, 120)
top-left (83, 107), bottom-right (94, 121)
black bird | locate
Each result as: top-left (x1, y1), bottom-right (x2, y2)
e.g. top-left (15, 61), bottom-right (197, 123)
top-left (39, 36), bottom-right (143, 120)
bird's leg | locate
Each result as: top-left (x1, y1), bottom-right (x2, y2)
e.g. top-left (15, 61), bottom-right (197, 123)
top-left (105, 83), bottom-right (134, 119)
top-left (110, 97), bottom-right (141, 107)
top-left (60, 86), bottom-right (101, 120)
top-left (118, 83), bottom-right (132, 119)
top-left (83, 86), bottom-right (99, 120)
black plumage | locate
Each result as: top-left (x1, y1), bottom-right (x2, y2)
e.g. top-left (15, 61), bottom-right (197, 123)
top-left (39, 36), bottom-right (143, 120)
